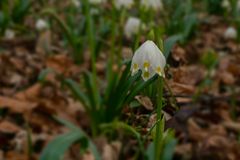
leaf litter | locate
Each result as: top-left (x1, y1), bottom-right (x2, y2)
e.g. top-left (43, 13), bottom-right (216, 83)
top-left (0, 8), bottom-right (240, 160)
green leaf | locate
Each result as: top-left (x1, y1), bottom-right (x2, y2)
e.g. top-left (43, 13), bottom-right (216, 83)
top-left (163, 34), bottom-right (182, 59)
top-left (38, 68), bottom-right (55, 83)
top-left (12, 0), bottom-right (30, 23)
top-left (183, 14), bottom-right (197, 39)
top-left (40, 131), bottom-right (84, 160)
top-left (161, 138), bottom-right (177, 160)
top-left (161, 129), bottom-right (177, 160)
top-left (40, 117), bottom-right (102, 160)
top-left (146, 142), bottom-right (154, 160)
top-left (124, 75), bottom-right (158, 106)
top-left (63, 79), bottom-right (90, 110)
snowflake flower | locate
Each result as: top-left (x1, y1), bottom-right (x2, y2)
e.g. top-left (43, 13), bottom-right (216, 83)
top-left (114, 0), bottom-right (134, 9)
top-left (141, 0), bottom-right (163, 10)
top-left (35, 19), bottom-right (48, 31)
top-left (124, 17), bottom-right (141, 38)
top-left (4, 29), bottom-right (15, 39)
top-left (224, 27), bottom-right (237, 39)
top-left (131, 40), bottom-right (166, 81)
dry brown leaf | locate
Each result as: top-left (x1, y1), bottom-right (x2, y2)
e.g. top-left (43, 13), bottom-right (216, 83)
top-left (36, 30), bottom-right (52, 55)
top-left (169, 82), bottom-right (195, 95)
top-left (46, 54), bottom-right (79, 76)
top-left (162, 110), bottom-right (172, 121)
top-left (187, 118), bottom-right (208, 141)
top-left (0, 96), bottom-right (37, 113)
top-left (6, 151), bottom-right (27, 160)
top-left (218, 71), bottom-right (235, 85)
top-left (222, 121), bottom-right (240, 132)
top-left (172, 46), bottom-right (187, 63)
top-left (82, 151), bottom-right (95, 160)
top-left (0, 121), bottom-right (20, 133)
top-left (135, 95), bottom-right (153, 110)
top-left (175, 143), bottom-right (192, 156)
top-left (15, 83), bottom-right (42, 101)
top-left (102, 141), bottom-right (122, 160)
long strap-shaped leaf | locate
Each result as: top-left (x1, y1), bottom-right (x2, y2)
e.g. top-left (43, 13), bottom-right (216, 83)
top-left (63, 79), bottom-right (90, 111)
top-left (40, 118), bottom-right (101, 160)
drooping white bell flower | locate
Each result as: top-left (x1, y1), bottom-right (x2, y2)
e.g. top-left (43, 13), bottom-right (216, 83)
top-left (35, 19), bottom-right (48, 31)
top-left (237, 0), bottom-right (240, 11)
top-left (114, 0), bottom-right (134, 9)
top-left (4, 29), bottom-right (15, 39)
top-left (221, 0), bottom-right (230, 9)
top-left (141, 0), bottom-right (163, 10)
top-left (124, 17), bottom-right (141, 38)
top-left (224, 27), bottom-right (237, 39)
top-left (71, 0), bottom-right (81, 7)
top-left (131, 40), bottom-right (166, 81)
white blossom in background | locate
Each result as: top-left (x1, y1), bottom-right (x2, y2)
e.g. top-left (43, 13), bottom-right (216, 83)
top-left (224, 27), bottom-right (237, 39)
top-left (35, 19), bottom-right (48, 31)
top-left (114, 0), bottom-right (134, 9)
top-left (141, 0), bottom-right (163, 10)
top-left (4, 29), bottom-right (15, 39)
top-left (71, 0), bottom-right (81, 7)
top-left (221, 0), bottom-right (230, 9)
top-left (237, 0), bottom-right (240, 10)
top-left (124, 17), bottom-right (141, 38)
top-left (131, 40), bottom-right (166, 81)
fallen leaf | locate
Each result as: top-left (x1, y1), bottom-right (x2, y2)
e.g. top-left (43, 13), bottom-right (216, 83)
top-left (0, 121), bottom-right (20, 133)
top-left (0, 96), bottom-right (37, 113)
top-left (135, 95), bottom-right (153, 110)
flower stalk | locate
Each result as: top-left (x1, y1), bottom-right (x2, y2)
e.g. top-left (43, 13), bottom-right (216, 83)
top-left (155, 76), bottom-right (164, 160)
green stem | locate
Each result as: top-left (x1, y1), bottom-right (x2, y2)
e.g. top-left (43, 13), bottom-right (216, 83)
top-left (155, 76), bottom-right (163, 160)
top-left (41, 9), bottom-right (73, 46)
top-left (100, 121), bottom-right (144, 156)
top-left (26, 122), bottom-right (33, 159)
top-left (84, 0), bottom-right (99, 111)
top-left (41, 9), bottom-right (82, 62)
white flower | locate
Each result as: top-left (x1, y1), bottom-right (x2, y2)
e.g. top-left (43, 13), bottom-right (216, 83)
top-left (35, 19), bottom-right (48, 31)
top-left (131, 40), bottom-right (166, 81)
top-left (114, 0), bottom-right (134, 9)
top-left (221, 0), bottom-right (230, 9)
top-left (72, 0), bottom-right (81, 7)
top-left (237, 0), bottom-right (240, 10)
top-left (4, 29), bottom-right (15, 39)
top-left (141, 0), bottom-right (163, 10)
top-left (124, 17), bottom-right (141, 38)
top-left (224, 27), bottom-right (237, 39)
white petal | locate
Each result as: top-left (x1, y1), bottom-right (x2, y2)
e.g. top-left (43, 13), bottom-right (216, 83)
top-left (141, 0), bottom-right (163, 10)
top-left (35, 19), bottom-right (48, 31)
top-left (131, 40), bottom-right (166, 80)
top-left (115, 0), bottom-right (134, 9)
top-left (4, 29), bottom-right (15, 39)
top-left (124, 17), bottom-right (141, 38)
top-left (224, 27), bottom-right (237, 39)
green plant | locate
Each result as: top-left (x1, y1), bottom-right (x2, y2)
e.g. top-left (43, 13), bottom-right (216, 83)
top-left (205, 0), bottom-right (224, 15)
top-left (42, 1), bottom-right (112, 63)
top-left (64, 62), bottom-right (157, 136)
top-left (0, 0), bottom-right (30, 34)
top-left (162, 0), bottom-right (198, 44)
top-left (147, 125), bottom-right (177, 160)
top-left (40, 117), bottom-right (101, 160)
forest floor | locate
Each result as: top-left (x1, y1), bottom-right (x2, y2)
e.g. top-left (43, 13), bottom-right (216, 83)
top-left (0, 15), bottom-right (240, 160)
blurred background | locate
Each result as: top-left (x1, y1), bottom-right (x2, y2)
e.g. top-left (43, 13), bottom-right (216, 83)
top-left (0, 0), bottom-right (240, 160)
